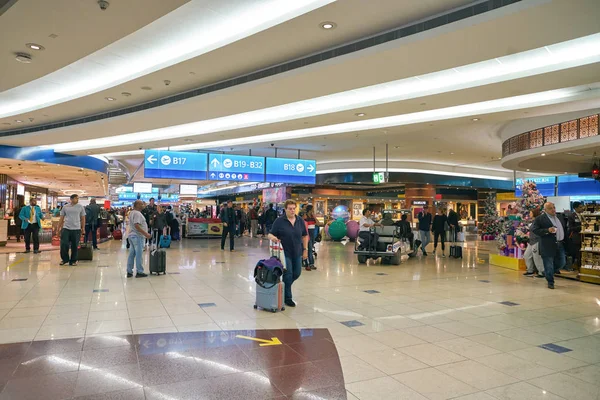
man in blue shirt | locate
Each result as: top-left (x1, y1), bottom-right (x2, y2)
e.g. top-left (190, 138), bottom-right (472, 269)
top-left (268, 199), bottom-right (308, 307)
top-left (417, 205), bottom-right (432, 256)
top-left (19, 198), bottom-right (44, 254)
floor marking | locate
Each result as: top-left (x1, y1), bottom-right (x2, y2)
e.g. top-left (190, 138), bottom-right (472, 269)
top-left (8, 258), bottom-right (24, 268)
top-left (235, 335), bottom-right (282, 346)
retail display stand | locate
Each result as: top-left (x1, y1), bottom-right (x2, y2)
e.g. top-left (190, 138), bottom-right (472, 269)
top-left (579, 210), bottom-right (600, 285)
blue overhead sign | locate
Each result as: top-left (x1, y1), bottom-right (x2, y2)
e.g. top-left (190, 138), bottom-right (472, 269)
top-left (266, 158), bottom-right (316, 184)
top-left (118, 193), bottom-right (179, 202)
top-left (144, 150), bottom-right (208, 180)
top-left (208, 154), bottom-right (265, 181)
top-left (515, 176), bottom-right (555, 197)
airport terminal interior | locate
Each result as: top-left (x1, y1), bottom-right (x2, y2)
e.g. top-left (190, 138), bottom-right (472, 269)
top-left (0, 0), bottom-right (600, 399)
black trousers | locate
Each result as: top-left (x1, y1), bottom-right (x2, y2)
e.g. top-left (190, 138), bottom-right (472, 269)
top-left (60, 229), bottom-right (80, 263)
top-left (359, 231), bottom-right (379, 251)
top-left (24, 223), bottom-right (40, 251)
top-left (434, 231), bottom-right (445, 251)
top-left (84, 224), bottom-right (98, 248)
top-left (221, 225), bottom-right (235, 250)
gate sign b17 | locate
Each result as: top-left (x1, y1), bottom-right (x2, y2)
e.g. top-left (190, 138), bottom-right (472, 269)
top-left (144, 150), bottom-right (208, 180)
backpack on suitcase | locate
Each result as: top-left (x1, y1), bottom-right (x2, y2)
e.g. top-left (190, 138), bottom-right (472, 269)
top-left (150, 230), bottom-right (166, 275)
top-left (159, 227), bottom-right (171, 249)
top-left (254, 244), bottom-right (285, 313)
top-left (78, 243), bottom-right (93, 261)
top-left (449, 227), bottom-right (463, 259)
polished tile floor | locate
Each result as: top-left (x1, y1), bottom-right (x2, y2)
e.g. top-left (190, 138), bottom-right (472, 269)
top-left (0, 236), bottom-right (599, 399)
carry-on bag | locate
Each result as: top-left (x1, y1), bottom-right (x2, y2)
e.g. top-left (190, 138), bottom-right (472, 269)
top-left (449, 227), bottom-right (463, 259)
top-left (254, 244), bottom-right (285, 312)
top-left (77, 243), bottom-right (93, 261)
top-left (113, 229), bottom-right (122, 240)
top-left (149, 230), bottom-right (167, 275)
top-left (159, 227), bottom-right (172, 248)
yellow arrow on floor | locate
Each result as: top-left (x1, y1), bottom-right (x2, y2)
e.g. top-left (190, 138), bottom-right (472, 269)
top-left (235, 335), bottom-right (282, 346)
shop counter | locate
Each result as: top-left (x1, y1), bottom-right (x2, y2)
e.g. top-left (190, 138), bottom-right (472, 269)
top-left (186, 218), bottom-right (223, 238)
top-left (0, 219), bottom-right (7, 246)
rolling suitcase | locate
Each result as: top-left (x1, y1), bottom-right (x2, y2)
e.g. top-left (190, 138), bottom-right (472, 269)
top-left (113, 229), bottom-right (122, 240)
top-left (77, 243), bottom-right (93, 261)
top-left (149, 230), bottom-right (166, 275)
top-left (254, 244), bottom-right (285, 312)
top-left (254, 281), bottom-right (284, 313)
top-left (449, 227), bottom-right (463, 259)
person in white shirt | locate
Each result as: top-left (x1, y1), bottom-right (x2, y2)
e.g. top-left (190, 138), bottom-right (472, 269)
top-left (126, 200), bottom-right (152, 278)
top-left (58, 194), bottom-right (86, 266)
top-left (358, 209), bottom-right (381, 251)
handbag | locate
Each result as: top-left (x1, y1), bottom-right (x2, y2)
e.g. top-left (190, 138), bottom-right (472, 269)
top-left (315, 232), bottom-right (322, 243)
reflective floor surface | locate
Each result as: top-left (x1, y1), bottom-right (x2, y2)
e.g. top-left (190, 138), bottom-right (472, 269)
top-left (0, 236), bottom-right (599, 399)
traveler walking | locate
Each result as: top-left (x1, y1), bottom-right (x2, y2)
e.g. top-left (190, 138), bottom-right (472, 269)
top-left (447, 207), bottom-right (459, 242)
top-left (220, 200), bottom-right (237, 251)
top-left (265, 204), bottom-right (277, 236)
top-left (13, 201), bottom-right (23, 242)
top-left (19, 198), bottom-right (44, 253)
top-left (524, 207), bottom-right (545, 277)
top-left (417, 205), bottom-right (433, 256)
top-left (432, 208), bottom-right (448, 257)
top-left (531, 202), bottom-right (567, 289)
top-left (126, 200), bottom-right (151, 278)
top-left (58, 194), bottom-right (86, 266)
top-left (84, 199), bottom-right (101, 250)
top-left (249, 207), bottom-right (259, 238)
top-left (567, 202), bottom-right (584, 269)
top-left (268, 200), bottom-right (308, 307)
top-left (303, 205), bottom-right (319, 270)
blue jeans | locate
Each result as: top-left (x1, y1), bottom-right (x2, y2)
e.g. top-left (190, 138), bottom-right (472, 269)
top-left (127, 235), bottom-right (145, 274)
top-left (419, 230), bottom-right (431, 253)
top-left (307, 235), bottom-right (315, 266)
top-left (541, 244), bottom-right (566, 286)
top-left (283, 255), bottom-right (302, 301)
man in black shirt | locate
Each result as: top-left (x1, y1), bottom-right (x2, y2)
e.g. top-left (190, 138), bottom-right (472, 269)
top-left (448, 207), bottom-right (459, 242)
top-left (220, 200), bottom-right (237, 251)
top-left (265, 204), bottom-right (278, 235)
top-left (417, 205), bottom-right (432, 256)
top-left (268, 199), bottom-right (308, 307)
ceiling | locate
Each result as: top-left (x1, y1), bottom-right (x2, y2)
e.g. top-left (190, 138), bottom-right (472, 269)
top-left (2, 0), bottom-right (600, 189)
top-left (0, 158), bottom-right (107, 196)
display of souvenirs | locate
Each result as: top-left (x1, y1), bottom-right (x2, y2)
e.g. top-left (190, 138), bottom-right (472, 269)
top-left (581, 216), bottom-right (598, 232)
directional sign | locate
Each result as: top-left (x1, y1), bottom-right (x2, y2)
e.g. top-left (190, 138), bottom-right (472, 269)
top-left (144, 150), bottom-right (208, 180)
top-left (208, 154), bottom-right (265, 181)
top-left (265, 157), bottom-right (316, 184)
top-left (235, 335), bottom-right (282, 347)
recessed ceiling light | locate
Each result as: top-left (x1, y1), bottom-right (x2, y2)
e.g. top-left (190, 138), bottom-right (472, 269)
top-left (105, 97), bottom-right (116, 101)
top-left (2, 123), bottom-right (10, 126)
top-left (141, 86), bottom-right (152, 91)
top-left (394, 146), bottom-right (400, 149)
top-left (15, 120), bottom-right (23, 123)
top-left (472, 118), bottom-right (480, 121)
top-left (526, 169), bottom-right (530, 171)
top-left (15, 53), bottom-right (32, 63)
top-left (26, 43), bottom-right (44, 51)
top-left (320, 22), bottom-right (336, 30)
top-left (450, 152), bottom-right (454, 155)
top-left (564, 172), bottom-right (568, 174)
top-left (541, 153), bottom-right (546, 156)
top-left (355, 113), bottom-right (366, 117)
top-left (121, 92), bottom-right (131, 97)
top-left (184, 139), bottom-right (194, 142)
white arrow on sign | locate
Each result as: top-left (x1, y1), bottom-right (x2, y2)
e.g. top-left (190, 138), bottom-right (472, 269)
top-left (210, 173), bottom-right (216, 178)
top-left (142, 340), bottom-right (150, 349)
top-left (146, 155), bottom-right (157, 165)
top-left (307, 164), bottom-right (315, 172)
top-left (211, 158), bottom-right (220, 168)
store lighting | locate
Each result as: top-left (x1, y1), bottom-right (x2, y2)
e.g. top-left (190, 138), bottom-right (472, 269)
top-left (105, 97), bottom-right (116, 101)
top-left (98, 85), bottom-right (596, 158)
top-left (0, 0), bottom-right (333, 118)
top-left (320, 22), bottom-right (336, 29)
top-left (472, 118), bottom-right (479, 121)
top-left (541, 153), bottom-right (546, 156)
top-left (26, 43), bottom-right (44, 51)
top-left (49, 33), bottom-right (600, 152)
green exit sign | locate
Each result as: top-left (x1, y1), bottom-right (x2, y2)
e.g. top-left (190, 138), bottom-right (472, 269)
top-left (373, 172), bottom-right (385, 184)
